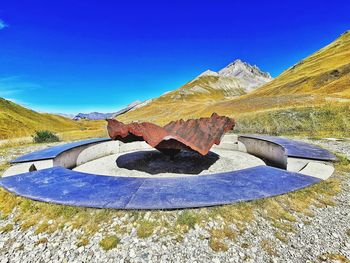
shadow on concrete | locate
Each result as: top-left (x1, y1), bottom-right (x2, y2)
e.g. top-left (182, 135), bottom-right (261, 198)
top-left (116, 150), bottom-right (219, 175)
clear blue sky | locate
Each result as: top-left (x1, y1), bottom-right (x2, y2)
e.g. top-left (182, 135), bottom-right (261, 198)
top-left (0, 0), bottom-right (349, 114)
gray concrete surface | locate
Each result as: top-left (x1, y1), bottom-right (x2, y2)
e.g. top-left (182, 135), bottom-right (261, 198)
top-left (73, 148), bottom-right (265, 177)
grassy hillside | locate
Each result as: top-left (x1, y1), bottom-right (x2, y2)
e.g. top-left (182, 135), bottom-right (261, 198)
top-left (117, 75), bottom-right (246, 125)
top-left (118, 31), bottom-right (350, 136)
top-left (165, 75), bottom-right (246, 101)
top-left (212, 30), bottom-right (350, 114)
top-left (234, 103), bottom-right (350, 137)
top-left (0, 98), bottom-right (106, 140)
top-left (251, 31), bottom-right (350, 98)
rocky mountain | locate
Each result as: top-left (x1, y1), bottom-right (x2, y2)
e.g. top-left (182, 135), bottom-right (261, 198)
top-left (73, 100), bottom-right (143, 120)
top-left (113, 100), bottom-right (143, 117)
top-left (116, 59), bottom-right (272, 124)
top-left (218, 59), bottom-right (272, 92)
top-left (158, 59), bottom-right (272, 102)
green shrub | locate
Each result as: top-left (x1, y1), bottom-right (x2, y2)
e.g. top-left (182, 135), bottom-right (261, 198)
top-left (32, 130), bottom-right (59, 143)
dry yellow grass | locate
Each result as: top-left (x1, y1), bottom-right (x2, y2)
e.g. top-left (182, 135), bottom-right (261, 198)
top-left (0, 97), bottom-right (107, 140)
top-left (250, 30), bottom-right (350, 97)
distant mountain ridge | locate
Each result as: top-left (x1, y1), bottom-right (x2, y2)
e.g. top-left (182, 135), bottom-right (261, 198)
top-left (73, 112), bottom-right (115, 121)
top-left (73, 100), bottom-right (143, 120)
top-left (56, 113), bottom-right (75, 119)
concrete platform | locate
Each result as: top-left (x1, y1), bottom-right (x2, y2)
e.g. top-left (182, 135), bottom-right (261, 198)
top-left (0, 166), bottom-right (320, 209)
top-left (0, 134), bottom-right (337, 209)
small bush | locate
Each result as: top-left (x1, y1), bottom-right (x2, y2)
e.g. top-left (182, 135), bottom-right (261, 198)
top-left (99, 235), bottom-right (120, 251)
top-left (32, 130), bottom-right (59, 143)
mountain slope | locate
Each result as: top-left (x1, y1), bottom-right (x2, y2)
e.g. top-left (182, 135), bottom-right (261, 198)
top-left (118, 30), bottom-right (350, 127)
top-left (117, 60), bottom-right (272, 124)
top-left (251, 31), bottom-right (350, 97)
top-left (212, 30), bottom-right (350, 115)
top-left (0, 98), bottom-right (87, 139)
top-left (218, 59), bottom-right (272, 92)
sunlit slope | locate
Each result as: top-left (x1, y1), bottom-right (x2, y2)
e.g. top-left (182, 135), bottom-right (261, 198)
top-left (117, 75), bottom-right (246, 125)
top-left (0, 98), bottom-right (100, 139)
top-left (121, 30), bottom-right (350, 126)
top-left (213, 30), bottom-right (350, 115)
top-left (165, 75), bottom-right (246, 101)
top-left (253, 30), bottom-right (350, 97)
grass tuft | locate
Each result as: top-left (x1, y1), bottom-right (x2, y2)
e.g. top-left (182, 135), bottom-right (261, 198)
top-left (34, 221), bottom-right (50, 235)
top-left (318, 253), bottom-right (350, 262)
top-left (1, 223), bottom-right (14, 233)
top-left (137, 220), bottom-right (156, 238)
top-left (77, 236), bottom-right (89, 247)
top-left (176, 211), bottom-right (199, 229)
top-left (209, 238), bottom-right (229, 252)
top-left (99, 235), bottom-right (120, 251)
top-left (35, 237), bottom-right (48, 246)
top-left (260, 239), bottom-right (277, 256)
top-left (210, 226), bottom-right (237, 241)
top-left (274, 231), bottom-right (289, 243)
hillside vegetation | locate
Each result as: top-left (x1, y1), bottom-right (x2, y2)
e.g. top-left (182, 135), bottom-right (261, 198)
top-left (164, 75), bottom-right (246, 101)
top-left (118, 31), bottom-right (350, 136)
top-left (0, 98), bottom-right (105, 140)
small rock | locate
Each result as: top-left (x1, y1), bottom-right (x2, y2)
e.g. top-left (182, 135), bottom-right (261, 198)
top-left (129, 249), bottom-right (136, 258)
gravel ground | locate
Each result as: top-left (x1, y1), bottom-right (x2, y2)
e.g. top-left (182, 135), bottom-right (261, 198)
top-left (0, 142), bottom-right (62, 164)
top-left (0, 139), bottom-right (349, 263)
top-left (299, 138), bottom-right (350, 160)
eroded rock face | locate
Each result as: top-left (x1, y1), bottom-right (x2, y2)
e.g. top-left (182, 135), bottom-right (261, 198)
top-left (107, 113), bottom-right (235, 156)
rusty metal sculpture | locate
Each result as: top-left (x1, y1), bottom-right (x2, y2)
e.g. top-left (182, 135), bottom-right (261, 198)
top-left (107, 113), bottom-right (235, 156)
